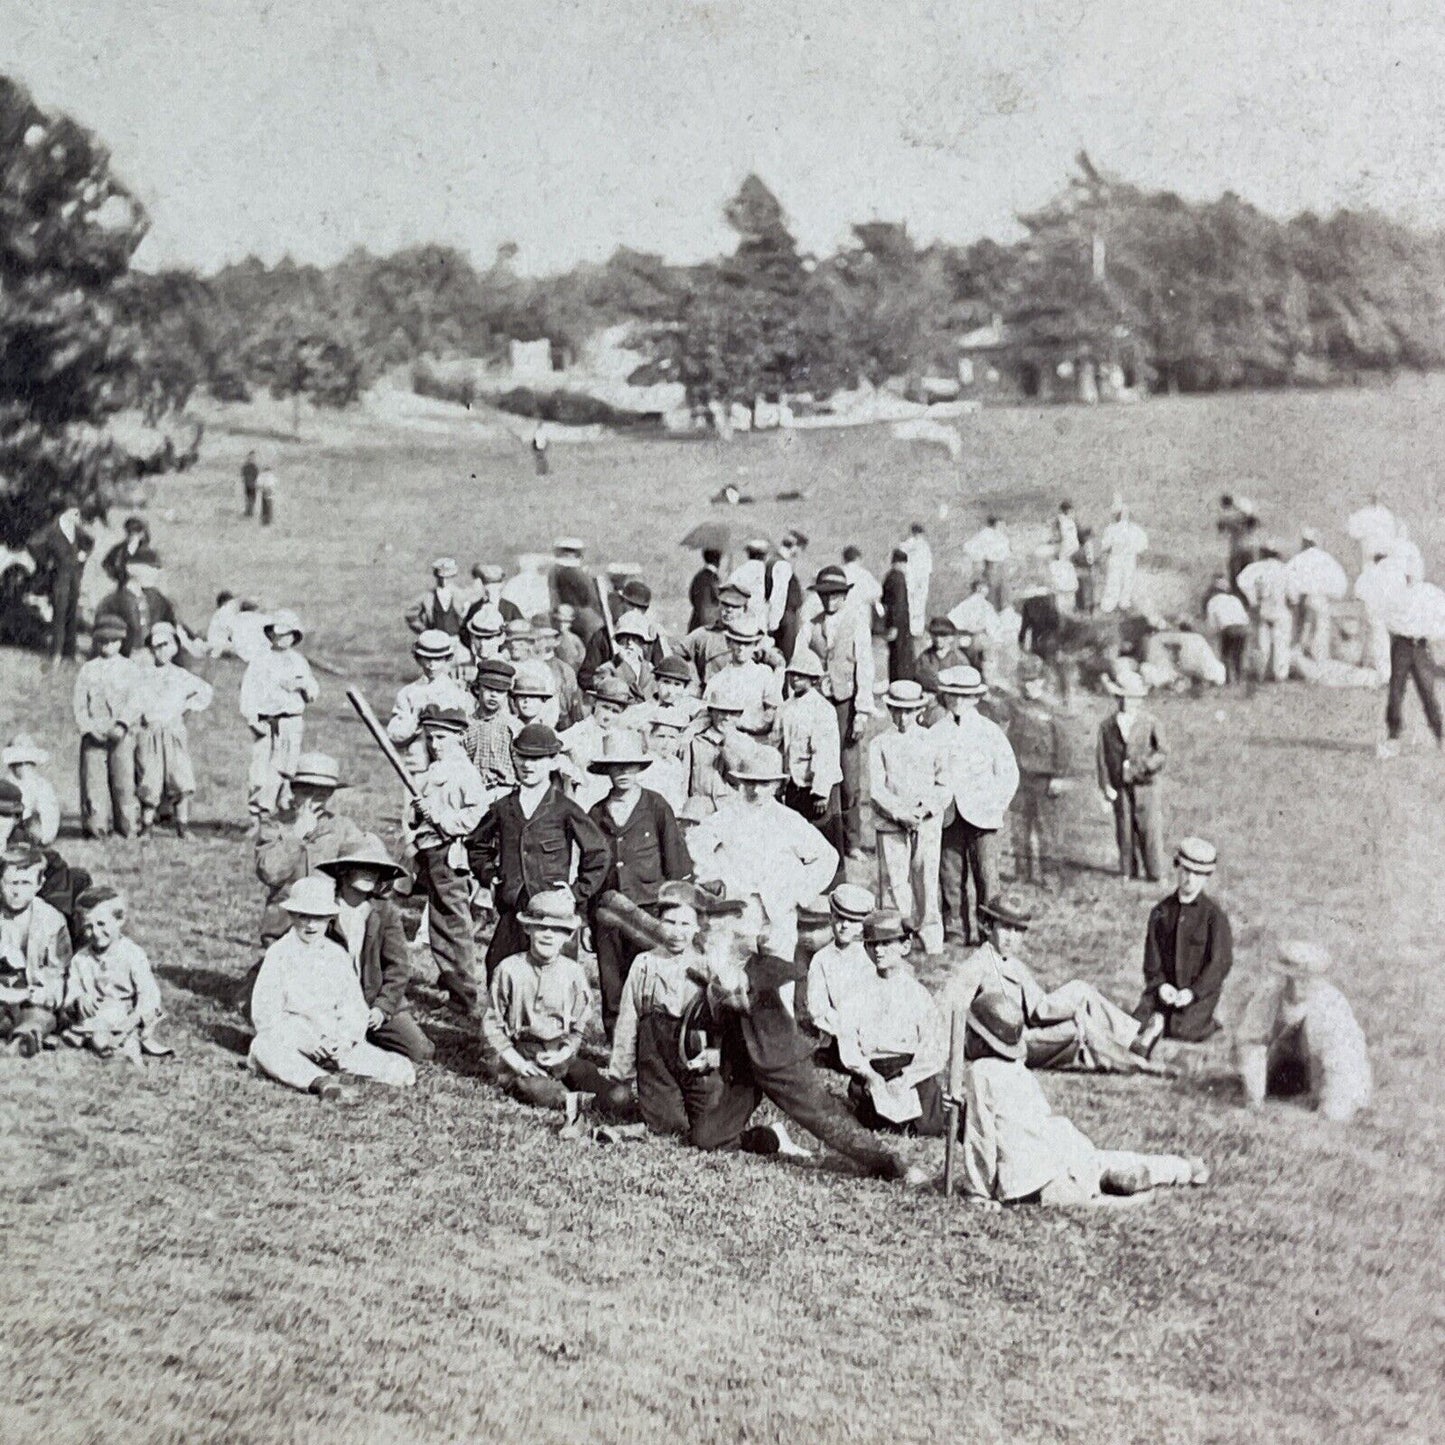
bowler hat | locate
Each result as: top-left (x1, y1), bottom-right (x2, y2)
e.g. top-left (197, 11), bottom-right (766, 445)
top-left (587, 729), bottom-right (651, 772)
top-left (726, 743), bottom-right (787, 783)
top-left (518, 887), bottom-right (581, 931)
top-left (936, 666), bottom-right (986, 698)
top-left (431, 557), bottom-right (458, 578)
top-left (290, 753), bottom-right (346, 790)
top-left (863, 909), bottom-right (910, 946)
top-left (1174, 836), bottom-right (1218, 874)
top-left (318, 833), bottom-right (407, 884)
top-left (655, 655), bottom-right (692, 684)
top-left (265, 609), bottom-right (304, 641)
top-left (590, 676), bottom-right (634, 707)
top-left (510, 661), bottom-right (556, 698)
top-left (281, 875), bottom-right (339, 917)
top-left (927, 616), bottom-right (958, 637)
top-left (883, 680), bottom-right (928, 711)
top-left (829, 884), bottom-right (875, 921)
top-left (619, 579), bottom-right (652, 609)
top-left (513, 722), bottom-right (562, 758)
top-left (978, 891), bottom-right (1034, 931)
top-left (474, 657), bottom-right (516, 690)
top-left (413, 628), bottom-right (455, 661)
top-left (967, 989), bottom-right (1027, 1061)
top-left (418, 705), bottom-right (469, 734)
top-left (812, 565), bottom-right (851, 596)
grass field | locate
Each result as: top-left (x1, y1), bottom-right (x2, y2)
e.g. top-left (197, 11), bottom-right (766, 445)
top-left (3, 383), bottom-right (1444, 1443)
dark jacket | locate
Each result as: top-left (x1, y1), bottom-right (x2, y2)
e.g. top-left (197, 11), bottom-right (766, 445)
top-left (1095, 709), bottom-right (1166, 792)
top-left (587, 788), bottom-right (691, 909)
top-left (326, 898), bottom-right (410, 1018)
top-left (1135, 891), bottom-right (1234, 1040)
top-left (467, 784), bottom-right (611, 912)
top-left (94, 586), bottom-right (179, 656)
top-left (255, 809), bottom-right (367, 945)
top-left (688, 566), bottom-right (721, 632)
top-left (26, 520), bottom-right (93, 585)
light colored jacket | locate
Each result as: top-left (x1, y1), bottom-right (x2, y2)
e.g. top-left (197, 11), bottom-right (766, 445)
top-left (239, 649), bottom-right (319, 724)
top-left (0, 898), bottom-right (71, 1009)
top-left (73, 654), bottom-right (141, 738)
top-left (929, 709), bottom-right (1020, 830)
top-left (250, 931), bottom-right (368, 1051)
top-left (776, 688), bottom-right (842, 793)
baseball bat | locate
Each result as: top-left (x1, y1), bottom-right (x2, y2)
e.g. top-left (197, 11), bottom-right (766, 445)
top-left (943, 1004), bottom-right (963, 1198)
top-left (346, 685), bottom-right (422, 800)
top-left (594, 889), bottom-right (673, 953)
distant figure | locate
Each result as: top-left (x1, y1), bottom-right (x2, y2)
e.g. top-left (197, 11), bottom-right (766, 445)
top-left (1284, 530), bottom-right (1349, 664)
top-left (241, 451), bottom-right (260, 517)
top-left (1203, 577), bottom-right (1251, 686)
top-left (26, 501), bottom-right (94, 660)
top-left (547, 537), bottom-right (604, 642)
top-left (899, 523), bottom-right (932, 638)
top-left (1346, 492), bottom-right (1396, 573)
top-left (92, 549), bottom-right (182, 658)
top-left (257, 467), bottom-right (278, 527)
top-left (1095, 673), bottom-right (1167, 881)
top-left (1072, 527), bottom-right (1099, 614)
top-left (1376, 572), bottom-right (1443, 758)
top-left (532, 425), bottom-right (549, 477)
top-left (1236, 542), bottom-right (1293, 683)
top-left (1053, 500), bottom-right (1079, 559)
top-left (688, 548), bottom-right (723, 633)
top-left (1215, 494), bottom-right (1257, 574)
top-left (1099, 503), bottom-right (1148, 613)
top-left (964, 517), bottom-right (1012, 611)
top-left (101, 517), bottom-right (152, 586)
top-left (880, 549), bottom-right (915, 682)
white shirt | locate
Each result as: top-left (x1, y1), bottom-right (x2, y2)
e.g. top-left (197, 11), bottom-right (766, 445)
top-left (805, 941), bottom-right (876, 1041)
top-left (964, 526), bottom-right (1011, 566)
top-left (334, 898), bottom-right (370, 969)
top-left (1284, 547), bottom-right (1348, 603)
top-left (1236, 558), bottom-right (1292, 618)
top-left (1346, 504), bottom-right (1396, 563)
top-left (777, 689), bottom-right (843, 793)
top-left (1101, 518), bottom-right (1148, 562)
top-left (929, 708), bottom-right (1020, 830)
top-left (868, 725), bottom-right (950, 833)
top-left (1205, 592), bottom-right (1250, 632)
top-left (250, 931), bottom-right (369, 1050)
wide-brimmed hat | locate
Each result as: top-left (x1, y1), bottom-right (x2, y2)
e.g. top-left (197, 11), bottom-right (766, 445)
top-left (431, 557), bottom-right (458, 578)
top-left (619, 579), bottom-right (652, 609)
top-left (413, 628), bottom-right (455, 661)
top-left (474, 657), bottom-right (516, 691)
top-left (510, 661), bottom-right (556, 698)
top-left (978, 891), bottom-right (1034, 931)
top-left (2, 734), bottom-right (48, 769)
top-left (883, 680), bottom-right (928, 711)
top-left (517, 887), bottom-right (581, 931)
top-left (967, 989), bottom-right (1027, 1060)
top-left (281, 874), bottom-right (339, 918)
top-left (587, 729), bottom-right (652, 772)
top-left (812, 565), bottom-right (852, 596)
top-left (512, 723), bottom-right (562, 758)
top-left (829, 883), bottom-right (875, 921)
top-left (726, 743), bottom-right (787, 783)
top-left (265, 609), bottom-right (304, 640)
top-left (317, 833), bottom-right (407, 884)
top-left (590, 676), bottom-right (634, 707)
top-left (1174, 836), bottom-right (1218, 875)
top-left (1102, 672), bottom-right (1148, 699)
top-left (466, 606), bottom-right (506, 638)
top-left (785, 651), bottom-right (823, 679)
top-left (655, 656), bottom-right (692, 684)
top-left (1275, 939), bottom-right (1330, 977)
top-left (92, 614), bottom-right (129, 642)
top-left (418, 705), bottom-right (469, 735)
top-left (614, 610), bottom-right (654, 642)
top-left (723, 617), bottom-right (763, 644)
top-left (290, 752), bottom-right (346, 790)
top-left (504, 618), bottom-right (535, 642)
top-left (936, 665), bottom-right (987, 698)
top-left (863, 909), bottom-right (910, 946)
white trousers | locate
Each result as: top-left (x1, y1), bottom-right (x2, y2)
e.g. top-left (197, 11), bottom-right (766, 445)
top-left (1041, 1148), bottom-right (1196, 1204)
top-left (875, 818), bottom-right (944, 954)
top-left (248, 715), bottom-right (304, 819)
top-left (1099, 556), bottom-right (1137, 613)
top-left (249, 1018), bottom-right (415, 1091)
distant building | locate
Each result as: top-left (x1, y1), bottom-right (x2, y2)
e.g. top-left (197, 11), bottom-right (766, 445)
top-left (958, 309), bottom-right (1149, 404)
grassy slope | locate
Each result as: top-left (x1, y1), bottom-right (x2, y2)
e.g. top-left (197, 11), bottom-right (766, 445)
top-left (3, 384), bottom-right (1444, 1444)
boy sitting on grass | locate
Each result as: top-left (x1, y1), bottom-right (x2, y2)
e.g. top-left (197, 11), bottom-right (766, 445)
top-left (61, 886), bottom-right (170, 1063)
top-left (0, 844), bottom-right (72, 1057)
top-left (958, 989), bottom-right (1209, 1208)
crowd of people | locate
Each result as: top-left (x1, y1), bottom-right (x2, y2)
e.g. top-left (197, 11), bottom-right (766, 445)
top-left (2, 476), bottom-right (1387, 1208)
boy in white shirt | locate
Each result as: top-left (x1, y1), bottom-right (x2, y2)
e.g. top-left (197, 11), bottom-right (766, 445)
top-left (387, 629), bottom-right (474, 773)
top-left (73, 613), bottom-right (141, 838)
top-left (134, 621), bottom-right (214, 837)
top-left (61, 886), bottom-right (168, 1063)
top-left (802, 883), bottom-right (876, 1066)
top-left (0, 845), bottom-right (73, 1057)
top-left (239, 609), bottom-right (319, 824)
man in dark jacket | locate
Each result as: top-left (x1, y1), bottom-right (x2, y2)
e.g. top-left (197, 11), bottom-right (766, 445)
top-left (880, 547), bottom-right (915, 683)
top-left (320, 835), bottom-right (434, 1063)
top-left (688, 549), bottom-right (723, 632)
top-left (586, 730), bottom-right (692, 1034)
top-left (1095, 674), bottom-right (1167, 880)
top-left (26, 502), bottom-right (93, 660)
top-left (92, 549), bottom-right (182, 657)
top-left (1132, 836), bottom-right (1234, 1057)
top-left (467, 723), bottom-right (611, 975)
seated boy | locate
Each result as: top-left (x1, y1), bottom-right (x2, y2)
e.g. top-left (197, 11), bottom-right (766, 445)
top-left (318, 835), bottom-right (435, 1065)
top-left (249, 875), bottom-right (416, 1100)
top-left (958, 990), bottom-right (1209, 1207)
top-left (482, 887), bottom-right (623, 1113)
top-left (0, 844), bottom-right (72, 1056)
top-left (61, 885), bottom-right (169, 1063)
top-left (834, 910), bottom-right (950, 1136)
top-left (606, 882), bottom-right (719, 1134)
top-left (802, 882), bottom-right (876, 1066)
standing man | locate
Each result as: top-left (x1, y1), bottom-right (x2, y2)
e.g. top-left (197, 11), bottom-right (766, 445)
top-left (241, 451), bottom-right (260, 517)
top-left (679, 583), bottom-right (752, 687)
top-left (1005, 656), bottom-right (1072, 886)
top-left (406, 558), bottom-right (466, 638)
top-left (767, 531), bottom-right (806, 661)
top-left (1096, 674), bottom-right (1167, 881)
top-left (1377, 572), bottom-right (1444, 758)
top-left (547, 538), bottom-right (605, 642)
top-left (930, 666), bottom-right (1018, 944)
top-left (775, 652), bottom-right (843, 859)
top-left (257, 465), bottom-right (278, 527)
top-left (1285, 530), bottom-right (1348, 665)
top-left (1099, 503), bottom-right (1148, 613)
top-left (1237, 542), bottom-right (1293, 683)
top-left (964, 517), bottom-right (1012, 611)
top-left (880, 548), bottom-right (915, 683)
top-left (1054, 500), bottom-right (1080, 559)
top-left (26, 501), bottom-right (93, 661)
top-left (688, 548), bottom-right (723, 632)
top-left (898, 523), bottom-right (932, 641)
top-left (796, 565), bottom-right (876, 861)
top-left (1346, 492), bottom-right (1397, 573)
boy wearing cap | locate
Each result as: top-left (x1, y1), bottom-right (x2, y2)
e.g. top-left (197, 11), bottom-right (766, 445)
top-left (388, 630), bottom-right (475, 774)
top-left (1235, 941), bottom-right (1370, 1123)
top-left (931, 666), bottom-right (1019, 945)
top-left (318, 835), bottom-right (434, 1064)
top-left (73, 615), bottom-right (142, 838)
top-left (1132, 838), bottom-right (1234, 1056)
top-left (639, 708), bottom-right (691, 812)
top-left (679, 583), bottom-right (753, 687)
top-left (684, 678), bottom-right (746, 816)
top-left (1095, 673), bottom-right (1167, 881)
top-left (557, 677), bottom-right (633, 812)
top-left (483, 888), bottom-right (618, 1111)
top-left (249, 875), bottom-right (416, 1098)
top-left (133, 621), bottom-right (214, 838)
top-left (835, 911), bottom-right (950, 1135)
top-left (776, 650), bottom-right (843, 851)
top-left (915, 618), bottom-right (962, 701)
top-left (240, 611), bottom-right (320, 824)
top-left (461, 658), bottom-right (519, 792)
top-left (412, 707), bottom-right (490, 1013)
top-left (586, 731), bottom-right (693, 1035)
top-left (510, 658), bottom-right (564, 733)
top-left (958, 990), bottom-right (1208, 1206)
top-left (405, 558), bottom-right (465, 637)
top-left (4, 736), bottom-right (60, 848)
top-left (803, 884), bottom-right (877, 1063)
top-left (93, 547), bottom-right (182, 657)
top-left (0, 845), bottom-right (72, 1056)
top-left (468, 723), bottom-right (610, 974)
top-left (461, 606), bottom-right (507, 681)
top-left (61, 886), bottom-right (167, 1063)
top-left (710, 618), bottom-right (783, 731)
top-left (869, 680), bottom-right (950, 955)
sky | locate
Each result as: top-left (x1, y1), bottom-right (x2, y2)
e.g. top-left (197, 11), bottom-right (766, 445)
top-left (11, 0), bottom-right (1445, 275)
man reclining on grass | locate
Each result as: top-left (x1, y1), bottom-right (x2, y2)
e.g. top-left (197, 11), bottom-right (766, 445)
top-left (958, 989), bottom-right (1210, 1208)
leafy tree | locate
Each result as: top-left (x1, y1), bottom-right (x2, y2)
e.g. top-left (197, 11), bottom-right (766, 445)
top-left (244, 306), bottom-right (362, 436)
top-left (0, 75), bottom-right (147, 543)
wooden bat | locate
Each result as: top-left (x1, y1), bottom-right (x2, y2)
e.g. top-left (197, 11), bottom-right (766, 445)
top-left (345, 686), bottom-right (421, 800)
top-left (943, 1004), bottom-right (963, 1198)
top-left (594, 889), bottom-right (672, 953)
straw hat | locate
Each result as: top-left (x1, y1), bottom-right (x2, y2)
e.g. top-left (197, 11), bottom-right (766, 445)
top-left (829, 884), bottom-right (875, 921)
top-left (967, 989), bottom-right (1027, 1061)
top-left (553, 537), bottom-right (586, 556)
top-left (811, 565), bottom-right (852, 596)
top-left (472, 562), bottom-right (506, 584)
top-left (936, 665), bottom-right (987, 698)
top-left (587, 729), bottom-right (652, 772)
top-left (883, 680), bottom-right (928, 711)
top-left (290, 753), bottom-right (346, 790)
top-left (317, 833), bottom-right (407, 884)
top-left (413, 628), bottom-right (456, 661)
top-left (978, 891), bottom-right (1035, 931)
top-left (1174, 837), bottom-right (1218, 875)
top-left (3, 734), bottom-right (49, 769)
top-left (431, 557), bottom-right (459, 579)
top-left (92, 614), bottom-right (128, 642)
top-left (724, 617), bottom-right (763, 644)
top-left (466, 606), bottom-right (506, 638)
top-left (726, 743), bottom-right (787, 783)
top-left (785, 651), bottom-right (824, 679)
top-left (281, 875), bottom-right (339, 918)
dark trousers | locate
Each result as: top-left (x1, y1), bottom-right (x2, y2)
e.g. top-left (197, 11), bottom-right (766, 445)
top-left (688, 1028), bottom-right (905, 1179)
top-left (635, 1010), bottom-right (725, 1135)
top-left (940, 816), bottom-right (999, 943)
top-left (829, 695), bottom-right (864, 852)
top-left (847, 1054), bottom-right (953, 1137)
top-left (1112, 785), bottom-right (1165, 881)
top-left (416, 845), bottom-right (477, 1008)
top-left (592, 912), bottom-right (645, 1038)
top-left (782, 780), bottom-right (844, 872)
top-left (50, 569), bottom-right (82, 659)
top-left (0, 1002), bottom-right (59, 1044)
top-left (1011, 774), bottom-right (1056, 883)
top-left (887, 634), bottom-right (917, 684)
top-left (243, 477), bottom-right (258, 516)
top-left (510, 1054), bottom-right (631, 1113)
top-left (260, 491), bottom-right (274, 526)
top-left (1220, 626), bottom-right (1249, 686)
top-left (1386, 635), bottom-right (1442, 741)
top-left (368, 1011), bottom-right (435, 1063)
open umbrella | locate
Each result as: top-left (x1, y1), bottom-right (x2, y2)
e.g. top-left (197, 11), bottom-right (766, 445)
top-left (681, 521), bottom-right (731, 553)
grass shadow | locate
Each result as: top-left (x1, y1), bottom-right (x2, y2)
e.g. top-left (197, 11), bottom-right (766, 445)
top-left (157, 962), bottom-right (247, 1013)
top-left (1246, 735), bottom-right (1376, 755)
